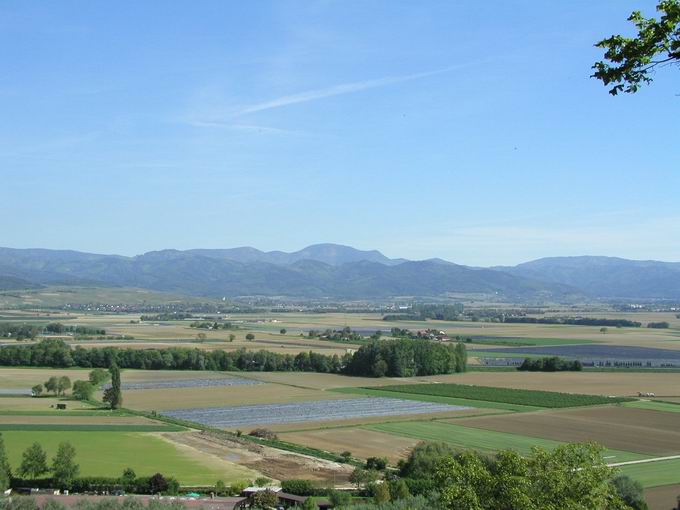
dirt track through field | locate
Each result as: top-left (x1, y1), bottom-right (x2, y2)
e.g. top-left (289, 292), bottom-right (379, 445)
top-left (454, 406), bottom-right (680, 455)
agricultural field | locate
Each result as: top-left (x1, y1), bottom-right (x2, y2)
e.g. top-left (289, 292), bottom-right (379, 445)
top-left (162, 397), bottom-right (471, 428)
top-left (2, 430), bottom-right (260, 484)
top-left (365, 421), bottom-right (646, 462)
top-left (1, 307), bottom-right (680, 503)
top-left (360, 383), bottom-right (632, 408)
top-left (451, 406), bottom-right (680, 455)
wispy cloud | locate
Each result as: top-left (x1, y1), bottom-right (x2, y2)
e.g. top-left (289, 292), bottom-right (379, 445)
top-left (233, 64), bottom-right (469, 116)
top-left (186, 120), bottom-right (306, 136)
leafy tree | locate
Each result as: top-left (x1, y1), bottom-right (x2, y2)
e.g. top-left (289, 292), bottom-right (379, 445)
top-left (593, 0), bottom-right (680, 95)
top-left (349, 467), bottom-right (379, 490)
top-left (301, 497), bottom-right (317, 510)
top-left (120, 467), bottom-right (137, 489)
top-left (391, 479), bottom-right (411, 500)
top-left (51, 441), bottom-right (79, 488)
top-left (365, 457), bottom-right (388, 471)
top-left (245, 333), bottom-right (255, 341)
top-left (228, 333), bottom-right (236, 342)
top-left (44, 376), bottom-right (59, 395)
top-left (18, 442), bottom-right (49, 479)
top-left (373, 482), bottom-right (391, 504)
top-left (148, 473), bottom-right (169, 494)
top-left (57, 376), bottom-right (71, 396)
top-left (399, 442), bottom-right (460, 479)
top-left (72, 380), bottom-right (95, 400)
top-left (0, 433), bottom-right (11, 491)
top-left (250, 489), bottom-right (278, 509)
top-left (340, 451), bottom-right (353, 462)
top-left (329, 490), bottom-right (352, 507)
top-left (31, 384), bottom-right (43, 397)
top-left (89, 368), bottom-right (111, 386)
top-left (279, 328), bottom-right (287, 335)
top-left (103, 363), bottom-right (122, 409)
top-left (214, 479), bottom-right (226, 496)
top-left (434, 443), bottom-right (629, 510)
top-left (612, 475), bottom-right (649, 510)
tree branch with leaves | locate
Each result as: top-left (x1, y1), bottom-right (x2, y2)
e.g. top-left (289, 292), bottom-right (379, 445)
top-left (593, 0), bottom-right (679, 94)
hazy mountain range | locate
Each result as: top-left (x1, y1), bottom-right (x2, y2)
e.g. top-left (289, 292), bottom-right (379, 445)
top-left (0, 244), bottom-right (678, 300)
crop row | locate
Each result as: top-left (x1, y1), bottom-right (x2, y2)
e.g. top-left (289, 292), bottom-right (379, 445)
top-left (374, 383), bottom-right (633, 408)
top-left (111, 376), bottom-right (261, 391)
top-left (162, 397), bottom-right (468, 427)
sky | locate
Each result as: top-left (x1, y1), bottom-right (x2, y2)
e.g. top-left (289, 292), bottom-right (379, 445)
top-left (1, 1), bottom-right (678, 266)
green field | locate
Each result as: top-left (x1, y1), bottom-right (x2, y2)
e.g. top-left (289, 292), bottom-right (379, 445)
top-left (366, 421), bottom-right (646, 463)
top-left (371, 383), bottom-right (633, 408)
top-left (2, 431), bottom-right (256, 484)
top-left (0, 424), bottom-right (185, 431)
top-left (469, 337), bottom-right (597, 347)
top-left (332, 386), bottom-right (539, 412)
top-left (619, 459), bottom-right (680, 488)
top-left (623, 400), bottom-right (680, 413)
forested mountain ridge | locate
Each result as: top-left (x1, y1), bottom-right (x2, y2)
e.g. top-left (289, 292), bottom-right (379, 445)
top-left (1, 247), bottom-right (678, 300)
top-left (0, 246), bottom-right (574, 299)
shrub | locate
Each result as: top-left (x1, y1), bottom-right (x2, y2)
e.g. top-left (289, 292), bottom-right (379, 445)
top-left (249, 428), bottom-right (278, 440)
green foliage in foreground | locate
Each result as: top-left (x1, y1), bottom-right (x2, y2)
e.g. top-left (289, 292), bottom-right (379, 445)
top-left (435, 443), bottom-right (631, 510)
top-left (592, 0), bottom-right (679, 95)
top-left (373, 383), bottom-right (633, 408)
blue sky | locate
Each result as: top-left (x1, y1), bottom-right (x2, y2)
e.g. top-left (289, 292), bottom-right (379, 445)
top-left (1, 1), bottom-right (678, 265)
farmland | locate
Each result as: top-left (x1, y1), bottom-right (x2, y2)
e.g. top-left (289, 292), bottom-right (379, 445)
top-left (362, 382), bottom-right (632, 408)
top-left (450, 406), bottom-right (680, 455)
top-left (1, 308), bottom-right (680, 507)
top-left (162, 397), bottom-right (471, 428)
top-left (2, 430), bottom-right (260, 484)
top-left (365, 421), bottom-right (646, 463)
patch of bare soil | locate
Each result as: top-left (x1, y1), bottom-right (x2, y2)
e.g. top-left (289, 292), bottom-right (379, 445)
top-left (163, 431), bottom-right (353, 484)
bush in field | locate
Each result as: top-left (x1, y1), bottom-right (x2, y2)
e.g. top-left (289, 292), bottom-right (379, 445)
top-left (249, 428), bottom-right (278, 440)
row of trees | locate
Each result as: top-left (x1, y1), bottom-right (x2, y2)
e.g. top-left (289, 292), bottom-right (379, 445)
top-left (0, 339), bottom-right (467, 378)
top-left (345, 340), bottom-right (467, 377)
top-left (503, 317), bottom-right (642, 328)
top-left (0, 438), bottom-right (79, 489)
top-left (0, 322), bottom-right (107, 341)
top-left (31, 368), bottom-right (114, 402)
top-left (517, 356), bottom-right (583, 372)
